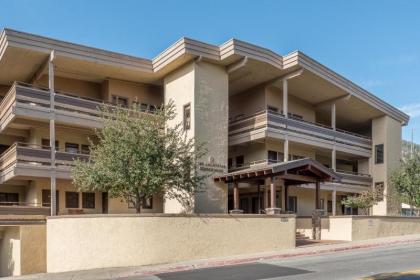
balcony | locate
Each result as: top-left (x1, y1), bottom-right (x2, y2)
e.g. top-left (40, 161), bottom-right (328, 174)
top-left (335, 169), bottom-right (372, 187)
top-left (0, 142), bottom-right (89, 183)
top-left (229, 110), bottom-right (372, 157)
top-left (0, 82), bottom-right (153, 132)
top-left (0, 202), bottom-right (50, 216)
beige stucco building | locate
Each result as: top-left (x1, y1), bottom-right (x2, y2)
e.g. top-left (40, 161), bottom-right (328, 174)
top-left (0, 29), bottom-right (409, 217)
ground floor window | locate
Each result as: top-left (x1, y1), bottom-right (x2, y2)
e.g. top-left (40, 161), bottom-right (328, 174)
top-left (82, 192), bottom-right (95, 209)
top-left (65, 192), bottom-right (79, 208)
top-left (0, 192), bottom-right (19, 205)
top-left (287, 196), bottom-right (297, 213)
top-left (142, 197), bottom-right (153, 209)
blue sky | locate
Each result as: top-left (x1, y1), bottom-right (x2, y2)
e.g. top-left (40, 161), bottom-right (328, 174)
top-left (1, 0), bottom-right (420, 142)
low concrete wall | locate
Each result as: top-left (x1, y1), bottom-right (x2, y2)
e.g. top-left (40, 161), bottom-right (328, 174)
top-left (47, 214), bottom-right (296, 273)
top-left (0, 224), bottom-right (46, 277)
top-left (297, 216), bottom-right (420, 241)
top-left (351, 216), bottom-right (420, 241)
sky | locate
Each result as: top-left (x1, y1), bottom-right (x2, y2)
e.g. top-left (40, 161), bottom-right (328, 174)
top-left (1, 0), bottom-right (420, 142)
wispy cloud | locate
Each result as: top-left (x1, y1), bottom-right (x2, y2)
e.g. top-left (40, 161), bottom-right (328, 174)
top-left (399, 103), bottom-right (420, 118)
top-left (378, 54), bottom-right (418, 66)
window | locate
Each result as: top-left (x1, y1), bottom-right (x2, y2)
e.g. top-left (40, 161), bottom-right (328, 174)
top-left (142, 197), bottom-right (153, 209)
top-left (287, 196), bottom-right (297, 213)
top-left (228, 158), bottom-right (233, 169)
top-left (0, 192), bottom-right (19, 205)
top-left (235, 155), bottom-right (244, 167)
top-left (65, 143), bottom-right (79, 154)
top-left (42, 139), bottom-right (59, 151)
top-left (81, 145), bottom-right (90, 155)
top-left (82, 193), bottom-right (95, 209)
top-left (140, 103), bottom-right (148, 112)
top-left (267, 150), bottom-right (278, 163)
top-left (65, 192), bottom-right (79, 208)
top-left (183, 103), bottom-right (191, 130)
top-left (112, 95), bottom-right (128, 107)
top-left (149, 105), bottom-right (157, 113)
top-left (327, 200), bottom-right (333, 213)
top-left (42, 190), bottom-right (59, 213)
top-left (374, 182), bottom-right (385, 201)
top-left (267, 105), bottom-right (278, 113)
top-left (375, 144), bottom-right (384, 164)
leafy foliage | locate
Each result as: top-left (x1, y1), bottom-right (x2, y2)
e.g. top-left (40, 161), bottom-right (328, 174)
top-left (390, 155), bottom-right (420, 215)
top-left (341, 188), bottom-right (383, 212)
top-left (72, 101), bottom-right (208, 213)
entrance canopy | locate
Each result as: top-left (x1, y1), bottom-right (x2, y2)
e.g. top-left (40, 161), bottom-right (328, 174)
top-left (214, 158), bottom-right (341, 184)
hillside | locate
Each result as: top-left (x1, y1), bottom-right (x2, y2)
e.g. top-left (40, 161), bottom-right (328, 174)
top-left (402, 140), bottom-right (420, 159)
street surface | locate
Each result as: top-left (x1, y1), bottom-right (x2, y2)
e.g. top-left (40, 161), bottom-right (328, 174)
top-left (132, 243), bottom-right (420, 280)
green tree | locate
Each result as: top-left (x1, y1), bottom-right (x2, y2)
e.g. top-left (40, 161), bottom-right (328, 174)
top-left (390, 155), bottom-right (420, 216)
top-left (342, 188), bottom-right (382, 215)
top-left (72, 101), bottom-right (208, 213)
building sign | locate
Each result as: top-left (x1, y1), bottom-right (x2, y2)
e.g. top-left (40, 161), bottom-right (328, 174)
top-left (198, 156), bottom-right (226, 173)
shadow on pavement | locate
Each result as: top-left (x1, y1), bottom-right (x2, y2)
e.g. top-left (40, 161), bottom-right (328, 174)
top-left (156, 262), bottom-right (312, 280)
top-left (361, 270), bottom-right (420, 280)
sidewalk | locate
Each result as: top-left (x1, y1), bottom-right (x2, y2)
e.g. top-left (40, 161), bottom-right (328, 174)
top-left (7, 234), bottom-right (420, 280)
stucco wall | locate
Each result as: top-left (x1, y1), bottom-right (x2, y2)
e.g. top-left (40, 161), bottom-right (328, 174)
top-left (0, 226), bottom-right (20, 276)
top-left (371, 116), bottom-right (402, 215)
top-left (297, 216), bottom-right (420, 241)
top-left (163, 61), bottom-right (228, 213)
top-left (47, 214), bottom-right (296, 273)
top-left (0, 225), bottom-right (46, 277)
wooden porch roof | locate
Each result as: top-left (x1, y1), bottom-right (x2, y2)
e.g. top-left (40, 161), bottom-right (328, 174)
top-left (214, 158), bottom-right (341, 184)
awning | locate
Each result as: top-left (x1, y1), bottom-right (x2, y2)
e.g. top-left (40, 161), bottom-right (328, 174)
top-left (214, 158), bottom-right (341, 184)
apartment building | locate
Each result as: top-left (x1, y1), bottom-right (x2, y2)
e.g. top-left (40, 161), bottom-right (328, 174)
top-left (0, 29), bottom-right (409, 216)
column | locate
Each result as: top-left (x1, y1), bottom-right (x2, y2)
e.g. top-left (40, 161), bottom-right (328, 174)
top-left (49, 50), bottom-right (57, 216)
top-left (315, 181), bottom-right (320, 210)
top-left (332, 186), bottom-right (337, 216)
top-left (266, 177), bottom-right (281, 214)
top-left (264, 183), bottom-right (269, 209)
top-left (284, 184), bottom-right (289, 212)
top-left (270, 178), bottom-right (276, 209)
top-left (331, 103), bottom-right (336, 130)
top-left (332, 146), bottom-right (336, 171)
top-left (230, 182), bottom-right (243, 214)
top-left (283, 78), bottom-right (289, 162)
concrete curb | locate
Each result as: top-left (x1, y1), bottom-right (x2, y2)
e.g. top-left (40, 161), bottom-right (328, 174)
top-left (134, 237), bottom-right (420, 277)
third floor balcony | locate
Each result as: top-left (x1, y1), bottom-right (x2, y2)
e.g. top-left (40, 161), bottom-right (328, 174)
top-left (229, 110), bottom-right (372, 157)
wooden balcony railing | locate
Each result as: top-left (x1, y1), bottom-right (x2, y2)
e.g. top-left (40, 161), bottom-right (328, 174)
top-left (0, 142), bottom-right (90, 172)
top-left (229, 110), bottom-right (372, 151)
top-left (0, 202), bottom-right (50, 215)
top-left (0, 82), bottom-right (154, 130)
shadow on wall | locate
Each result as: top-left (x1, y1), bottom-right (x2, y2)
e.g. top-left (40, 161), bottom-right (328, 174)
top-left (0, 227), bottom-right (16, 277)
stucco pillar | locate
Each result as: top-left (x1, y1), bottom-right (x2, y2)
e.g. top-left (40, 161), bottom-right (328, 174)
top-left (49, 50), bottom-right (57, 216)
top-left (315, 181), bottom-right (321, 210)
top-left (284, 184), bottom-right (289, 212)
top-left (266, 177), bottom-right (281, 214)
top-left (331, 103), bottom-right (336, 130)
top-left (264, 184), bottom-right (269, 209)
top-left (332, 186), bottom-right (337, 216)
top-left (230, 182), bottom-right (243, 214)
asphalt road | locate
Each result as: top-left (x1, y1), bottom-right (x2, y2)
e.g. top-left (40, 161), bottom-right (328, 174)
top-left (129, 242), bottom-right (420, 280)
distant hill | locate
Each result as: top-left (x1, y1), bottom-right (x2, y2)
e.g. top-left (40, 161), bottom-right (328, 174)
top-left (402, 140), bottom-right (420, 159)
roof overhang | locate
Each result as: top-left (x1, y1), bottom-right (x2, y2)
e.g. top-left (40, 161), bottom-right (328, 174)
top-left (214, 158), bottom-right (341, 184)
top-left (0, 28), bottom-right (409, 125)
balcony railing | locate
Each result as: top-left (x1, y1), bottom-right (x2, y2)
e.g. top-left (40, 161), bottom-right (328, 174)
top-left (0, 202), bottom-right (50, 215)
top-left (0, 142), bottom-right (89, 181)
top-left (229, 110), bottom-right (372, 152)
top-left (0, 82), bottom-right (153, 131)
